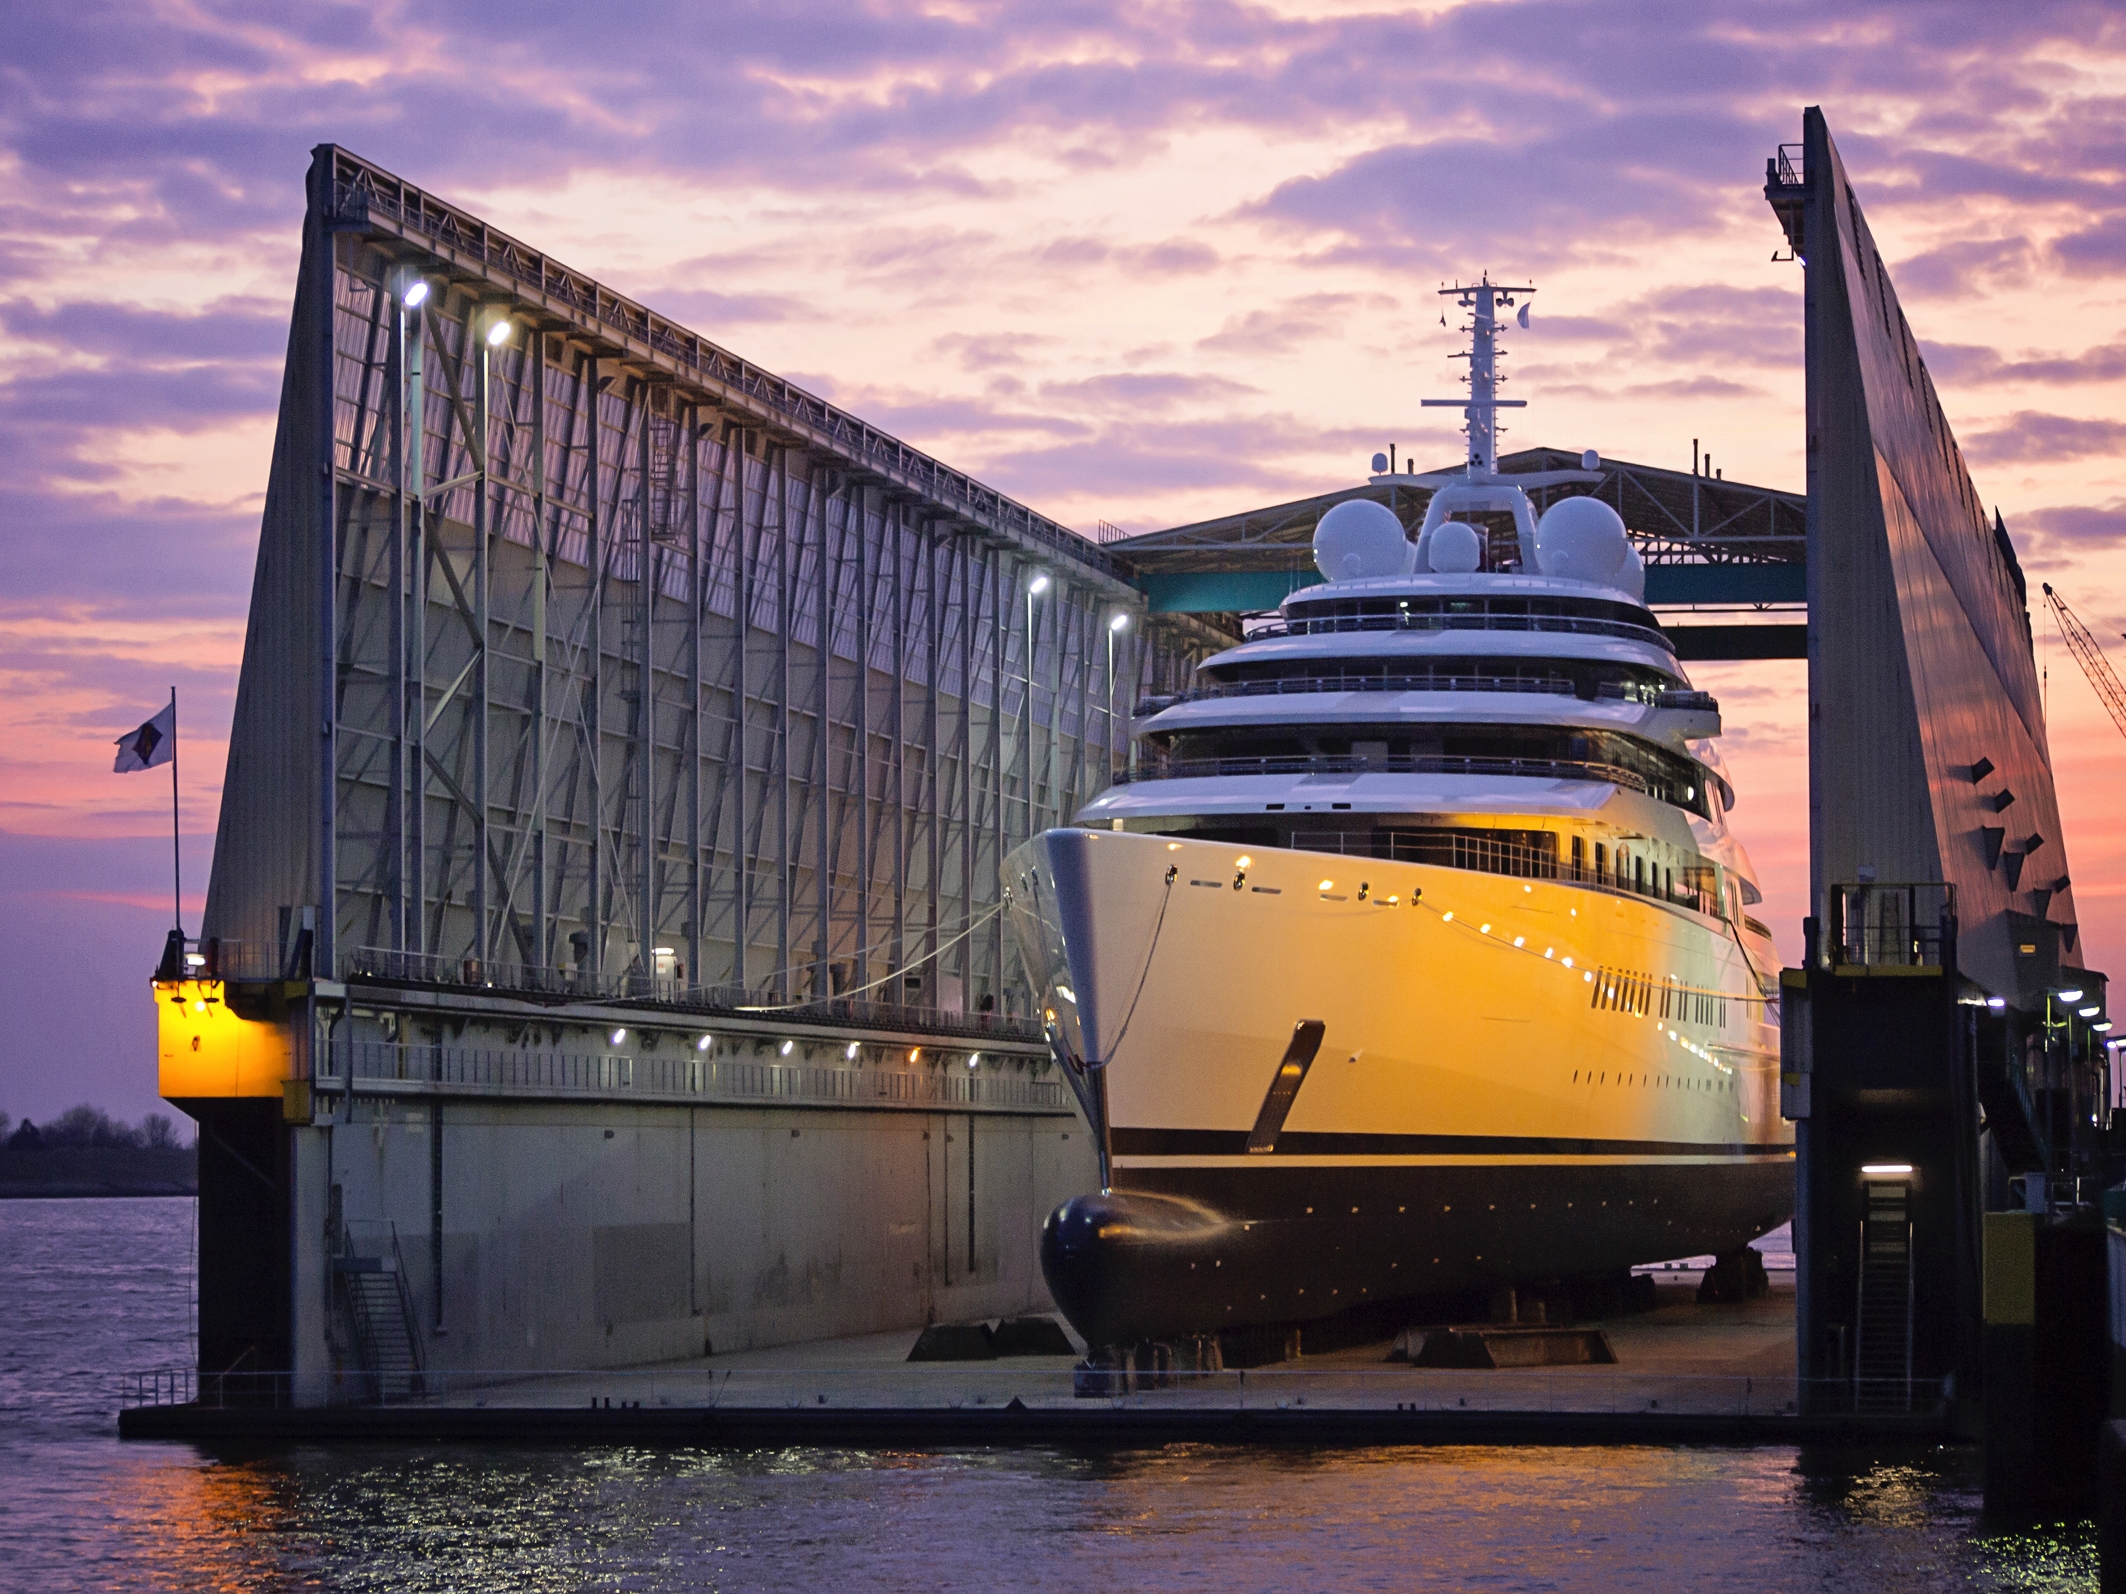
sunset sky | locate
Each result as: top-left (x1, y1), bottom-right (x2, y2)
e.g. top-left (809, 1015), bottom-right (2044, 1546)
top-left (4, 0), bottom-right (2125, 1121)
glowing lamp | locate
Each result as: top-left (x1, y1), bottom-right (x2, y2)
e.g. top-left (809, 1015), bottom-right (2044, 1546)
top-left (609, 1027), bottom-right (627, 1045)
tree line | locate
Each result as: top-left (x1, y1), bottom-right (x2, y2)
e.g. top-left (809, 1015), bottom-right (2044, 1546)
top-left (2, 1105), bottom-right (190, 1152)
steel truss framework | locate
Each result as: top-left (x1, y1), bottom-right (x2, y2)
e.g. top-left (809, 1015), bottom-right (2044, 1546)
top-left (202, 146), bottom-right (1211, 1022)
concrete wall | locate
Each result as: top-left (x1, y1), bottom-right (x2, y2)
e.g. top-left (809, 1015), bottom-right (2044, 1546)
top-left (291, 1094), bottom-right (1097, 1389)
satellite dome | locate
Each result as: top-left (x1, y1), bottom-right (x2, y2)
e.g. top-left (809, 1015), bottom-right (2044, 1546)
top-left (1313, 498), bottom-right (1411, 582)
top-left (1428, 521), bottom-right (1484, 573)
top-left (1533, 496), bottom-right (1631, 586)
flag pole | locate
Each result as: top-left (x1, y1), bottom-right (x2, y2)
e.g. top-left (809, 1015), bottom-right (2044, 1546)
top-left (170, 686), bottom-right (181, 936)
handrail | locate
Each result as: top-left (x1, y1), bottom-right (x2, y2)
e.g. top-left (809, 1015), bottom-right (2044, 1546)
top-left (1115, 752), bottom-right (1658, 795)
top-left (1249, 610), bottom-right (1675, 654)
top-left (335, 947), bottom-right (1045, 1043)
top-left (1165, 673), bottom-right (1579, 705)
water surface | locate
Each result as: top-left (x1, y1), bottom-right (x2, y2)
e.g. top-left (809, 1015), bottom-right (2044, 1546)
top-left (0, 1198), bottom-right (2094, 1591)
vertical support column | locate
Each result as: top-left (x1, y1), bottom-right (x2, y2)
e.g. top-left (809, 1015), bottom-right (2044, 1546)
top-left (989, 551), bottom-right (1006, 1007)
top-left (889, 507), bottom-right (907, 994)
top-left (585, 357), bottom-right (604, 977)
top-left (815, 475), bottom-right (834, 989)
top-left (733, 430), bottom-right (753, 991)
top-left (530, 338), bottom-right (549, 967)
top-left (636, 390), bottom-right (657, 978)
top-left (405, 304), bottom-right (428, 953)
top-left (387, 287), bottom-right (407, 951)
top-left (925, 524), bottom-right (943, 992)
top-left (472, 323), bottom-right (492, 963)
top-left (957, 533), bottom-right (975, 1005)
top-left (687, 404), bottom-right (704, 991)
top-left (775, 448), bottom-right (793, 994)
top-left (853, 487), bottom-right (871, 989)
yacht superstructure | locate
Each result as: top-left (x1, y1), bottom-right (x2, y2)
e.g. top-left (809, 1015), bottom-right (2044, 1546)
top-left (1005, 279), bottom-right (1793, 1352)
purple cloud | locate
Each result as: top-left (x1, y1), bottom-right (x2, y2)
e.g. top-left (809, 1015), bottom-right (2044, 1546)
top-left (1963, 411), bottom-right (2126, 465)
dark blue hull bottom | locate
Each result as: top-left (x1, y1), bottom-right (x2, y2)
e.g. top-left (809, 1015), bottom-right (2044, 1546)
top-left (1040, 1157), bottom-right (1795, 1349)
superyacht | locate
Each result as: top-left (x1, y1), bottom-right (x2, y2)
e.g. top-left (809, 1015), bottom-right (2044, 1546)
top-left (1005, 278), bottom-right (1793, 1353)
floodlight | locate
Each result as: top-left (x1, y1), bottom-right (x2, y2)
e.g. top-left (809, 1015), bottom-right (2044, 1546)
top-left (609, 1027), bottom-right (627, 1045)
top-left (403, 280), bottom-right (430, 309)
top-left (779, 1040), bottom-right (794, 1056)
top-left (1109, 612), bottom-right (1129, 632)
top-left (1028, 574), bottom-right (1050, 595)
top-left (1861, 1163), bottom-right (1914, 1176)
top-left (2059, 987), bottom-right (2085, 1002)
top-left (1987, 996), bottom-right (2006, 1010)
top-left (696, 1035), bottom-right (713, 1052)
top-left (2080, 1004), bottom-right (2101, 1018)
top-left (845, 1042), bottom-right (860, 1060)
top-left (486, 318), bottom-right (512, 347)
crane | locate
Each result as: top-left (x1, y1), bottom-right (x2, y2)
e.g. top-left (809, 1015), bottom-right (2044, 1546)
top-left (2042, 583), bottom-right (2126, 741)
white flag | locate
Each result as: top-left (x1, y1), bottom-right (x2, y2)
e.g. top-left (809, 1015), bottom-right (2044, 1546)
top-left (114, 702), bottom-right (175, 773)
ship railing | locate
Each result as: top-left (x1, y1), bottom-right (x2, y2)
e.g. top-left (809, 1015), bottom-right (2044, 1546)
top-left (1163, 672), bottom-right (1578, 705)
top-left (1248, 611), bottom-right (1674, 654)
top-left (1113, 752), bottom-right (1657, 797)
top-left (1828, 882), bottom-right (1956, 970)
top-left (316, 1037), bottom-right (1069, 1113)
top-left (1287, 828), bottom-right (1562, 881)
top-left (117, 1365), bottom-right (1946, 1422)
top-left (333, 947), bottom-right (1042, 1044)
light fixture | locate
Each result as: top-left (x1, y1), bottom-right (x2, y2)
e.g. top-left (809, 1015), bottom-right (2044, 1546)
top-left (1109, 613), bottom-right (1129, 633)
top-left (967, 1053), bottom-right (981, 1070)
top-left (909, 1047), bottom-right (922, 1063)
top-left (610, 1027), bottom-right (627, 1045)
top-left (191, 999), bottom-right (205, 1013)
top-left (486, 317), bottom-right (512, 347)
top-left (654, 945), bottom-right (674, 956)
top-left (1861, 1163), bottom-right (1915, 1176)
top-left (696, 1034), bottom-right (713, 1052)
top-left (1028, 573), bottom-right (1050, 595)
top-left (402, 280), bottom-right (430, 308)
top-left (2095, 1020), bottom-right (2114, 1033)
top-left (845, 1042), bottom-right (860, 1060)
top-left (2059, 987), bottom-right (2085, 1003)
top-left (1987, 996), bottom-right (2006, 1010)
top-left (2080, 1004), bottom-right (2101, 1018)
top-left (1167, 841), bottom-right (1183, 851)
top-left (779, 1040), bottom-right (794, 1056)
top-left (1319, 879), bottom-right (1335, 891)
top-left (184, 951), bottom-right (206, 967)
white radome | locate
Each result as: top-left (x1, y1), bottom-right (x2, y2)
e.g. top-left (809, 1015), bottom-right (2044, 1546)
top-left (1427, 520), bottom-right (1485, 573)
top-left (1313, 498), bottom-right (1412, 581)
top-left (1534, 495), bottom-right (1632, 586)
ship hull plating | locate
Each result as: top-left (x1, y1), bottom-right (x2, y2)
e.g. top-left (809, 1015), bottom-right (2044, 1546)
top-left (1008, 827), bottom-right (1794, 1349)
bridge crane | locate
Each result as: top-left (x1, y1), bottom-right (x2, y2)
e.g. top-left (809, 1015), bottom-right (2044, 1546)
top-left (2043, 583), bottom-right (2126, 742)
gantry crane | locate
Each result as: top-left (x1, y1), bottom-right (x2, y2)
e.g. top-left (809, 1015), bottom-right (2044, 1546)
top-left (2043, 583), bottom-right (2126, 741)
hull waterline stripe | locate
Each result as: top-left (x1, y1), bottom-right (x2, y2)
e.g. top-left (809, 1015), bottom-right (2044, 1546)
top-left (1112, 1152), bottom-right (1794, 1169)
top-left (1111, 1128), bottom-right (1786, 1158)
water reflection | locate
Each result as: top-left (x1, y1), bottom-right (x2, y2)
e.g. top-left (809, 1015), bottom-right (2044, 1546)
top-left (0, 1200), bottom-right (2098, 1593)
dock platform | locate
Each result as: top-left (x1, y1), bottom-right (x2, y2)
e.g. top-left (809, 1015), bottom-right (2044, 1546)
top-left (117, 1278), bottom-right (1956, 1447)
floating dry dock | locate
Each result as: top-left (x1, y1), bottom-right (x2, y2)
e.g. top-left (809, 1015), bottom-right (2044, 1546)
top-left (118, 1279), bottom-right (1953, 1447)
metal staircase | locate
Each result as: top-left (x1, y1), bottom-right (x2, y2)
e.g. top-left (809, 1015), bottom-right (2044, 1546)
top-left (1852, 1180), bottom-right (1914, 1412)
top-left (336, 1228), bottom-right (426, 1403)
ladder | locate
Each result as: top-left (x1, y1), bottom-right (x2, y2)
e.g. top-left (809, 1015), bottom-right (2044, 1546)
top-left (336, 1231), bottom-right (426, 1403)
top-left (1852, 1180), bottom-right (1914, 1412)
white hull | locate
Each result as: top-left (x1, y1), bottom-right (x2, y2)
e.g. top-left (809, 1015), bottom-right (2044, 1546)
top-left (1007, 828), bottom-right (1793, 1346)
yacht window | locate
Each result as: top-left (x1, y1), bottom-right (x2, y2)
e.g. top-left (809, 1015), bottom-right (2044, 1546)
top-left (1571, 835), bottom-right (1586, 882)
top-left (1595, 842), bottom-right (1608, 881)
